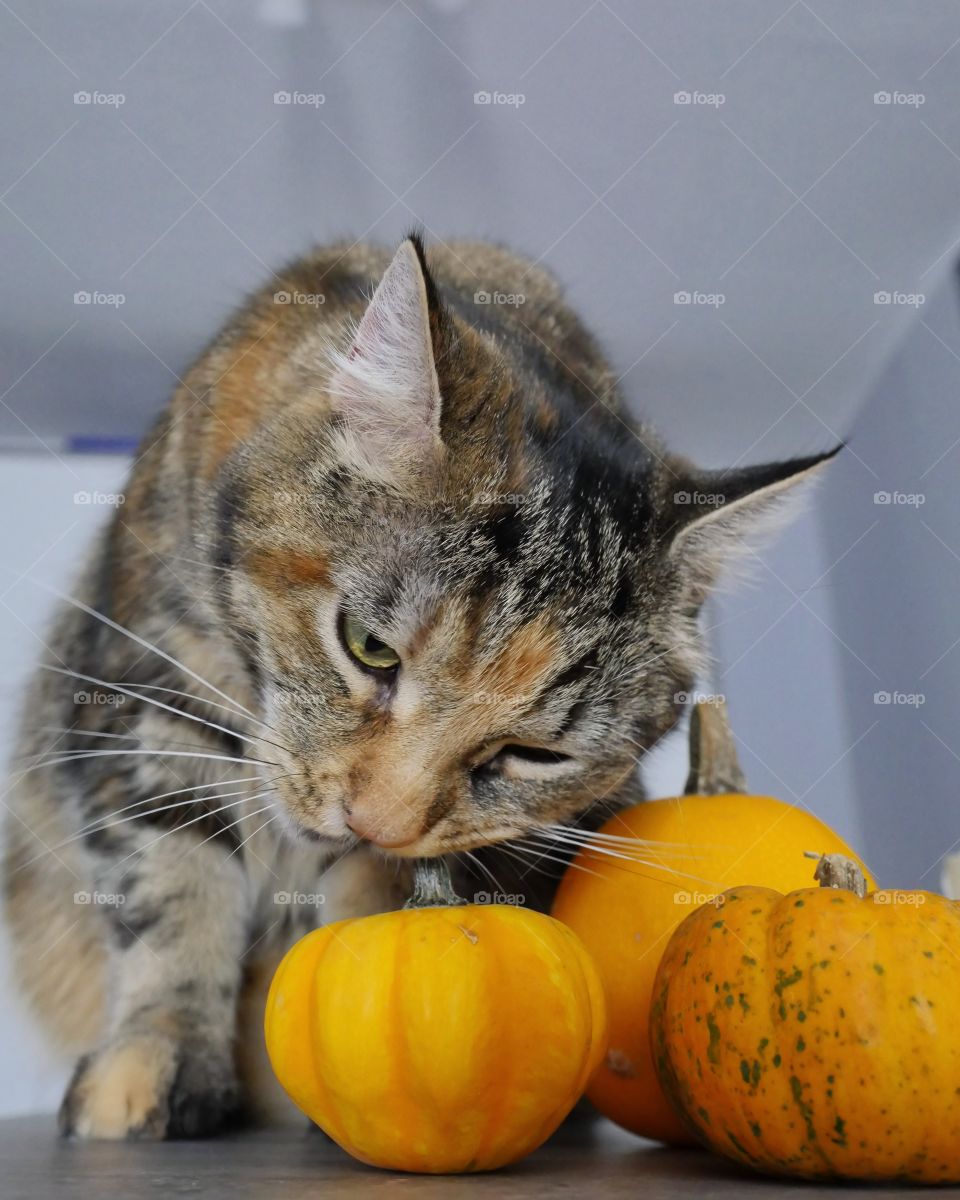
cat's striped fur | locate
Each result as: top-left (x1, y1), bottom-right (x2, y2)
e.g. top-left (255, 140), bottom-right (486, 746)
top-left (3, 235), bottom-right (832, 1138)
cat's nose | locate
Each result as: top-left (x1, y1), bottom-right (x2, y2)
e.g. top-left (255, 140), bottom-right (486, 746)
top-left (344, 804), bottom-right (421, 849)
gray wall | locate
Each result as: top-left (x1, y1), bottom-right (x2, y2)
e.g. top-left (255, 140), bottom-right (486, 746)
top-left (820, 270), bottom-right (960, 888)
top-left (5, 1), bottom-right (960, 458)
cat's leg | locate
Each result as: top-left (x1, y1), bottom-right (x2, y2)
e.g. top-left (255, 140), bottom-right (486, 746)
top-left (59, 828), bottom-right (254, 1140)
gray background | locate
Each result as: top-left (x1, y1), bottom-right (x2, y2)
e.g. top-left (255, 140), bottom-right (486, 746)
top-left (2, 0), bottom-right (960, 1115)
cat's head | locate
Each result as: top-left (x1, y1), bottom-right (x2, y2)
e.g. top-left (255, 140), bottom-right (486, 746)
top-left (215, 237), bottom-right (835, 856)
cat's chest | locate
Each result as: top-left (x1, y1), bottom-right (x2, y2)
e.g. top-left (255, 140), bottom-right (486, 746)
top-left (244, 833), bottom-right (410, 949)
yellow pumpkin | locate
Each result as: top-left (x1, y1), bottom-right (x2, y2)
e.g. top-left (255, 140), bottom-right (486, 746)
top-left (264, 862), bottom-right (607, 1174)
top-left (651, 857), bottom-right (960, 1183)
top-left (552, 702), bottom-right (872, 1143)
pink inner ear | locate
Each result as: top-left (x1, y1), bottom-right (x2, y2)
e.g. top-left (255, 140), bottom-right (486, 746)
top-left (326, 239), bottom-right (443, 473)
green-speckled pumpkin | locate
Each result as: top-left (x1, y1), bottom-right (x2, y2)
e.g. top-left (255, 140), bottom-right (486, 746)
top-left (651, 862), bottom-right (960, 1183)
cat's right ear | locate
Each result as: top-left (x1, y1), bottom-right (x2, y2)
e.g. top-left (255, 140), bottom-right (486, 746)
top-left (327, 237), bottom-right (444, 487)
top-left (662, 447), bottom-right (840, 600)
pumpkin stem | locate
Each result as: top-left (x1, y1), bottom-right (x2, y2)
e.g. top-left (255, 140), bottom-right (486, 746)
top-left (684, 699), bottom-right (746, 796)
top-left (804, 850), bottom-right (868, 898)
top-left (405, 858), bottom-right (468, 909)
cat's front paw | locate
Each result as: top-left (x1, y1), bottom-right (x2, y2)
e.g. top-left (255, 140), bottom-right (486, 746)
top-left (59, 1034), bottom-right (242, 1140)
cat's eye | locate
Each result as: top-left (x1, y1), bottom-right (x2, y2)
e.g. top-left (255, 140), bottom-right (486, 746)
top-left (498, 744), bottom-right (571, 766)
top-left (472, 742), bottom-right (574, 781)
top-left (340, 613), bottom-right (401, 673)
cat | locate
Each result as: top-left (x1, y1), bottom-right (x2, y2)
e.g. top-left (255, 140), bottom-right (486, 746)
top-left (2, 234), bottom-right (833, 1139)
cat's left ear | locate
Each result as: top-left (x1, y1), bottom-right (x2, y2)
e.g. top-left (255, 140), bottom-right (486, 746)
top-left (663, 447), bottom-right (841, 593)
top-left (327, 236), bottom-right (445, 485)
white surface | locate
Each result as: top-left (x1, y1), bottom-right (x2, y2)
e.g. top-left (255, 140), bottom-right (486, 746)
top-left (0, 455), bottom-right (127, 1118)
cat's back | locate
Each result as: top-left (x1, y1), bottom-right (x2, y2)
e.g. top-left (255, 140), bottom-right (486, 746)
top-left (275, 238), bottom-right (617, 404)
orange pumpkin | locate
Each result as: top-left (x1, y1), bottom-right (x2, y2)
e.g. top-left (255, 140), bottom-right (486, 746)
top-left (264, 861), bottom-right (607, 1173)
top-left (651, 856), bottom-right (960, 1183)
top-left (552, 702), bottom-right (872, 1143)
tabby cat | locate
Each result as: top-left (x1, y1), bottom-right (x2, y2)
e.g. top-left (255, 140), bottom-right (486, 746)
top-left (3, 235), bottom-right (832, 1138)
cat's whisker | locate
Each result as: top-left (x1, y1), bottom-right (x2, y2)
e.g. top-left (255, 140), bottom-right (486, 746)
top-left (69, 771), bottom-right (292, 844)
top-left (14, 748), bottom-right (280, 778)
top-left (223, 811), bottom-right (280, 863)
top-left (534, 826), bottom-right (705, 861)
top-left (461, 851), bottom-right (506, 898)
top-left (33, 583), bottom-right (260, 722)
top-left (541, 822), bottom-right (720, 853)
top-left (495, 843), bottom-right (565, 882)
top-left (9, 776), bottom-right (273, 875)
top-left (40, 665), bottom-right (282, 755)
top-left (36, 727), bottom-right (257, 760)
top-left (66, 775), bottom-right (274, 840)
top-left (115, 790), bottom-right (279, 869)
top-left (508, 839), bottom-right (605, 881)
top-left (122, 682), bottom-right (285, 740)
top-left (48, 786), bottom-right (280, 853)
top-left (523, 831), bottom-right (724, 889)
top-left (185, 798), bottom-right (278, 859)
top-left (38, 712), bottom-right (295, 765)
top-left (158, 552), bottom-right (236, 575)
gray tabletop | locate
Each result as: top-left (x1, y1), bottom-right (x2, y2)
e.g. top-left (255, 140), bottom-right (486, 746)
top-left (1, 1112), bottom-right (946, 1200)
